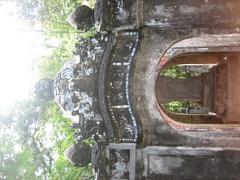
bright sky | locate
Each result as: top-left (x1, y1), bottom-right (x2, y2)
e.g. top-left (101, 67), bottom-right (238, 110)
top-left (0, 2), bottom-right (45, 108)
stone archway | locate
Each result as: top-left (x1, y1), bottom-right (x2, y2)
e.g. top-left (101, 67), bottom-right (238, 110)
top-left (131, 30), bottom-right (240, 147)
top-left (156, 35), bottom-right (240, 127)
top-left (156, 52), bottom-right (240, 125)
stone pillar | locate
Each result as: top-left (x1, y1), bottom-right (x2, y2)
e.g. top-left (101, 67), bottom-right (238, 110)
top-left (156, 76), bottom-right (202, 104)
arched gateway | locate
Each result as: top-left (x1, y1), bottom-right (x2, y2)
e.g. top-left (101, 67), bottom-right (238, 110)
top-left (37, 1), bottom-right (240, 179)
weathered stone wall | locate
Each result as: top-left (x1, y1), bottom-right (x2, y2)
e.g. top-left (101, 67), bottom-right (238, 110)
top-left (137, 146), bottom-right (240, 180)
top-left (130, 28), bottom-right (240, 148)
top-left (142, 0), bottom-right (240, 28)
top-left (96, 0), bottom-right (240, 31)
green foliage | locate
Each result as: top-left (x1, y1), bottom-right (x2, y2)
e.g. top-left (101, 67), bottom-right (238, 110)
top-left (1, 0), bottom-right (98, 179)
top-left (0, 97), bottom-right (93, 179)
top-left (38, 34), bottom-right (76, 78)
top-left (41, 103), bottom-right (94, 179)
top-left (0, 99), bottom-right (42, 179)
top-left (164, 101), bottom-right (189, 113)
top-left (160, 65), bottom-right (190, 79)
top-left (35, 0), bottom-right (97, 178)
top-left (0, 147), bottom-right (38, 180)
top-left (36, 0), bottom-right (98, 79)
top-left (38, 0), bottom-right (80, 35)
top-left (36, 0), bottom-right (80, 78)
top-left (160, 65), bottom-right (191, 113)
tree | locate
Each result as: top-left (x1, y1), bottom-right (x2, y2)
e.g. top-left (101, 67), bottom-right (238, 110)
top-left (0, 0), bottom-right (96, 179)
